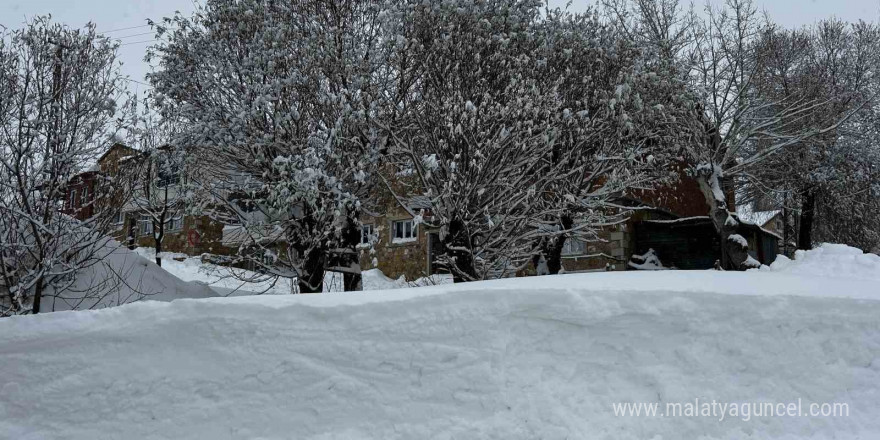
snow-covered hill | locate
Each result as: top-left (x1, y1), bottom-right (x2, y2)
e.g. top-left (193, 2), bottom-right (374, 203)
top-left (1, 247), bottom-right (879, 439)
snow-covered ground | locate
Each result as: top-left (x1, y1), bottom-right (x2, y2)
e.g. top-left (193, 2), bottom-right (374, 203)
top-left (2, 246), bottom-right (879, 439)
top-left (133, 247), bottom-right (452, 295)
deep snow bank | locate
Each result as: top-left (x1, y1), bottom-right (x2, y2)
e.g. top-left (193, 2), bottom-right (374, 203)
top-left (2, 271), bottom-right (879, 439)
top-left (758, 243), bottom-right (880, 281)
top-left (42, 240), bottom-right (217, 312)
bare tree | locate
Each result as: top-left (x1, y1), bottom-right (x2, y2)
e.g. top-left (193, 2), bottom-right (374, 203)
top-left (0, 17), bottom-right (129, 314)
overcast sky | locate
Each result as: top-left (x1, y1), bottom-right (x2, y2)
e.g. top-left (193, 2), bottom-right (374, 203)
top-left (1, 0), bottom-right (878, 95)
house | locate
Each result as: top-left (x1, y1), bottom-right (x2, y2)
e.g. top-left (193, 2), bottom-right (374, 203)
top-left (357, 181), bottom-right (440, 281)
top-left (359, 170), bottom-right (779, 279)
top-left (61, 168), bottom-right (100, 221)
top-left (63, 143), bottom-right (233, 257)
top-left (69, 143), bottom-right (778, 281)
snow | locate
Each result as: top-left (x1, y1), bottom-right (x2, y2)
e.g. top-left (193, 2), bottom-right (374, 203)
top-left (2, 266), bottom-right (880, 439)
top-left (737, 206), bottom-right (780, 228)
top-left (133, 247), bottom-right (452, 295)
top-left (391, 236), bottom-right (418, 245)
top-left (42, 240), bottom-right (218, 312)
top-left (643, 215), bottom-right (711, 224)
top-left (728, 233), bottom-right (748, 248)
top-left (628, 248), bottom-right (669, 270)
top-left (133, 247), bottom-right (294, 295)
top-left (757, 243), bottom-right (880, 281)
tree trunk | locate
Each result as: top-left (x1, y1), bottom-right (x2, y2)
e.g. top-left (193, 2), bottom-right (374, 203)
top-left (340, 213), bottom-right (362, 292)
top-left (544, 214), bottom-right (573, 275)
top-left (154, 230), bottom-right (163, 267)
top-left (32, 276), bottom-right (44, 314)
top-left (781, 188), bottom-right (791, 257)
top-left (298, 247), bottom-right (326, 293)
top-left (797, 188), bottom-right (816, 251)
top-left (128, 219), bottom-right (137, 250)
top-left (697, 165), bottom-right (755, 271)
top-left (445, 217), bottom-right (478, 283)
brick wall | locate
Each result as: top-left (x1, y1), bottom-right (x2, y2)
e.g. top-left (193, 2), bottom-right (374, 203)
top-left (62, 172), bottom-right (98, 221)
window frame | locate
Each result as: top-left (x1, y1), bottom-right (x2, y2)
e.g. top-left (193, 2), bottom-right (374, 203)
top-left (139, 214), bottom-right (153, 236)
top-left (166, 215), bottom-right (184, 232)
top-left (391, 219), bottom-right (417, 243)
top-left (360, 224), bottom-right (374, 245)
top-left (561, 237), bottom-right (587, 256)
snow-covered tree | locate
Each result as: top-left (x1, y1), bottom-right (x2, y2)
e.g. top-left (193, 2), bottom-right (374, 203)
top-left (378, 0), bottom-right (555, 281)
top-left (607, 0), bottom-right (871, 270)
top-left (811, 103), bottom-right (880, 252)
top-left (745, 19), bottom-right (879, 252)
top-left (0, 17), bottom-right (130, 314)
top-left (380, 1), bottom-right (674, 281)
top-left (147, 0), bottom-right (390, 292)
top-left (121, 100), bottom-right (187, 267)
top-left (527, 6), bottom-right (688, 275)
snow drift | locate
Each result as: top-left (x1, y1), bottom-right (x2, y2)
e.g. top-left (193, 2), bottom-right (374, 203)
top-left (2, 268), bottom-right (879, 439)
top-left (41, 240), bottom-right (218, 312)
top-left (758, 243), bottom-right (880, 281)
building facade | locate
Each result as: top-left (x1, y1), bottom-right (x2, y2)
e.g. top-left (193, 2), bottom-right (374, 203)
top-left (66, 144), bottom-right (777, 281)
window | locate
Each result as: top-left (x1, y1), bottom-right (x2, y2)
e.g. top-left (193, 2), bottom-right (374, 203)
top-left (114, 211), bottom-right (125, 225)
top-left (81, 187), bottom-right (89, 205)
top-left (69, 190), bottom-right (77, 208)
top-left (392, 219), bottom-right (416, 243)
top-left (139, 215), bottom-right (153, 236)
top-left (562, 238), bottom-right (587, 256)
top-left (360, 224), bottom-right (374, 245)
top-left (166, 215), bottom-right (183, 232)
top-left (156, 155), bottom-right (181, 188)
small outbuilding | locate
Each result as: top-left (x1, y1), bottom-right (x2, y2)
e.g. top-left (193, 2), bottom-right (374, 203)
top-left (632, 216), bottom-right (780, 270)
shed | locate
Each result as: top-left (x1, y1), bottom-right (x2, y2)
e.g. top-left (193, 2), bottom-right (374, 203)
top-left (633, 216), bottom-right (779, 270)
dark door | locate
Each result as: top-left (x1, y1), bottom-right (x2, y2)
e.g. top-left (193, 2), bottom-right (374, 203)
top-left (427, 232), bottom-right (447, 274)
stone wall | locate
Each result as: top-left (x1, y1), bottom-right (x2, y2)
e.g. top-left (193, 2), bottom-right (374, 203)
top-left (358, 182), bottom-right (431, 281)
top-left (112, 213), bottom-right (234, 257)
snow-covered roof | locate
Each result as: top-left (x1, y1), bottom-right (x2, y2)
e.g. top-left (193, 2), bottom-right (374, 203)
top-left (736, 205), bottom-right (781, 228)
top-left (221, 224), bottom-right (285, 247)
top-left (643, 214), bottom-right (783, 241)
top-left (643, 216), bottom-right (711, 224)
top-left (403, 195), bottom-right (432, 210)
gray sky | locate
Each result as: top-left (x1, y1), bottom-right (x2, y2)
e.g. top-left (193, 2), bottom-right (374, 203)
top-left (2, 0), bottom-right (877, 95)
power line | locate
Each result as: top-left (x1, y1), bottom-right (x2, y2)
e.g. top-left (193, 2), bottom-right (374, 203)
top-left (119, 39), bottom-right (156, 47)
top-left (114, 31), bottom-right (155, 40)
top-left (100, 23), bottom-right (152, 34)
top-left (121, 77), bottom-right (154, 89)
